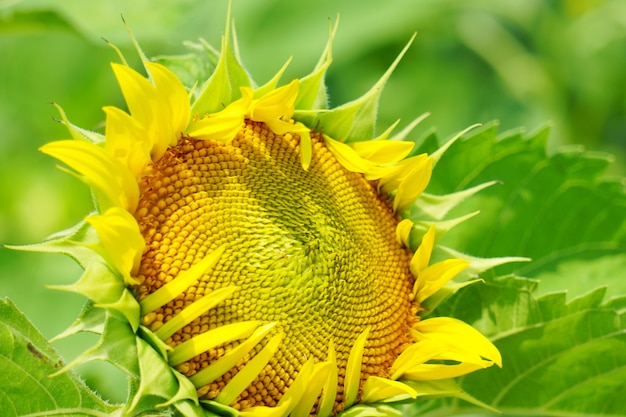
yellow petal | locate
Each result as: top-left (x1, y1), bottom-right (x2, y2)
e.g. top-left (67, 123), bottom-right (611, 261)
top-left (344, 327), bottom-right (370, 408)
top-left (379, 153), bottom-right (429, 195)
top-left (189, 322), bottom-right (276, 387)
top-left (298, 126), bottom-right (313, 170)
top-left (350, 139), bottom-right (414, 165)
top-left (216, 333), bottom-right (283, 405)
top-left (86, 207), bottom-right (144, 286)
top-left (291, 361), bottom-right (332, 417)
top-left (139, 246), bottom-right (226, 314)
top-left (317, 342), bottom-right (338, 417)
top-left (323, 135), bottom-right (404, 181)
top-left (407, 317), bottom-right (502, 380)
top-left (390, 339), bottom-right (447, 380)
top-left (248, 79), bottom-right (299, 122)
top-left (393, 156), bottom-right (433, 211)
top-left (146, 61), bottom-right (190, 144)
top-left (276, 358), bottom-right (314, 414)
top-left (323, 135), bottom-right (377, 174)
top-left (154, 286), bottom-right (237, 340)
top-left (413, 259), bottom-right (470, 303)
top-left (103, 106), bottom-right (152, 179)
top-left (410, 224), bottom-right (436, 275)
top-left (40, 139), bottom-right (139, 212)
top-left (403, 361), bottom-right (490, 380)
top-left (169, 320), bottom-right (262, 366)
top-left (187, 98), bottom-right (247, 142)
top-left (112, 62), bottom-right (189, 161)
top-left (395, 219), bottom-right (414, 247)
top-left (238, 400), bottom-right (292, 417)
top-left (361, 376), bottom-right (418, 403)
top-left (111, 63), bottom-right (157, 130)
top-left (415, 318), bottom-right (501, 363)
top-left (392, 319), bottom-right (501, 381)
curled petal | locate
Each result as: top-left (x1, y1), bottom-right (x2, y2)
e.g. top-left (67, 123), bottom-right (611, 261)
top-left (361, 377), bottom-right (418, 403)
top-left (400, 317), bottom-right (502, 380)
top-left (146, 62), bottom-right (191, 143)
top-left (187, 98), bottom-right (248, 142)
top-left (413, 259), bottom-right (470, 303)
top-left (247, 79), bottom-right (299, 122)
top-left (103, 106), bottom-right (152, 179)
top-left (411, 224), bottom-right (436, 275)
top-left (350, 139), bottom-right (414, 165)
top-left (86, 207), bottom-right (144, 285)
top-left (40, 140), bottom-right (139, 212)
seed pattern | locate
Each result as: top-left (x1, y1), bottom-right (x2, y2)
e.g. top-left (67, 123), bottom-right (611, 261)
top-left (132, 120), bottom-right (417, 413)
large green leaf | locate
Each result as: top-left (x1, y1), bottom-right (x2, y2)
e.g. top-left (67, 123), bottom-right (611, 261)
top-left (419, 122), bottom-right (626, 290)
top-left (0, 298), bottom-right (120, 416)
top-left (433, 279), bottom-right (626, 417)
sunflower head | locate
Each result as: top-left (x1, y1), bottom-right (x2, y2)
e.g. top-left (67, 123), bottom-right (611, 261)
top-left (31, 6), bottom-right (502, 417)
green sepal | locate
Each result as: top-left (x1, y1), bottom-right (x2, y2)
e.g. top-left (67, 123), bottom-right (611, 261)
top-left (315, 34), bottom-right (415, 143)
top-left (437, 246), bottom-right (531, 277)
top-left (190, 5), bottom-right (251, 116)
top-left (254, 57), bottom-right (293, 98)
top-left (152, 41), bottom-right (218, 92)
top-left (369, 405), bottom-right (404, 417)
top-left (48, 261), bottom-right (122, 303)
top-left (408, 211), bottom-right (480, 248)
top-left (294, 18), bottom-right (337, 112)
top-left (336, 404), bottom-right (388, 417)
top-left (412, 181), bottom-right (498, 221)
top-left (52, 102), bottom-right (105, 144)
top-left (53, 305), bottom-right (139, 379)
top-left (46, 257), bottom-right (140, 331)
top-left (95, 288), bottom-right (141, 332)
top-left (201, 400), bottom-right (239, 416)
top-left (137, 326), bottom-right (172, 359)
top-left (420, 279), bottom-right (485, 317)
top-left (126, 337), bottom-right (210, 417)
top-left (390, 113), bottom-right (430, 142)
top-left (50, 301), bottom-right (106, 342)
top-left (371, 120), bottom-right (401, 142)
top-left (7, 218), bottom-right (100, 269)
top-left (401, 379), bottom-right (500, 413)
top-left (604, 294), bottom-right (626, 319)
top-left (430, 124), bottom-right (481, 166)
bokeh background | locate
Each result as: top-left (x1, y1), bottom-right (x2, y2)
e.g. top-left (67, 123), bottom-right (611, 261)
top-left (1, 0), bottom-right (625, 404)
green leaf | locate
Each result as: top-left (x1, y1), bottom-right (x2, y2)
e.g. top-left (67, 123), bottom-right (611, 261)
top-left (0, 298), bottom-right (120, 416)
top-left (446, 280), bottom-right (626, 417)
top-left (422, 123), bottom-right (626, 288)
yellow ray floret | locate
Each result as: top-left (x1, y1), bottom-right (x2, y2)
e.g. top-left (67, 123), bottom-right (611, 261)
top-left (410, 225), bottom-right (470, 303)
top-left (404, 318), bottom-right (503, 380)
top-left (86, 207), bottom-right (144, 286)
top-left (111, 62), bottom-right (190, 161)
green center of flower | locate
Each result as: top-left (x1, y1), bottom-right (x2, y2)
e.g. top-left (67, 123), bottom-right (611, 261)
top-left (132, 120), bottom-right (417, 413)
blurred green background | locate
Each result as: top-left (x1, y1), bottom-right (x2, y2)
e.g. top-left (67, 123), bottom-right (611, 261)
top-left (1, 0), bottom-right (625, 404)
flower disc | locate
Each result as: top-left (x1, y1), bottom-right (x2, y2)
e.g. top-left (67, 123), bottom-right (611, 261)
top-left (133, 120), bottom-right (417, 412)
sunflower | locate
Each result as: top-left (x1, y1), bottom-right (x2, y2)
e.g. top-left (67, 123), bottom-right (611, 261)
top-left (31, 7), bottom-right (502, 417)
